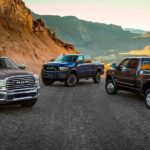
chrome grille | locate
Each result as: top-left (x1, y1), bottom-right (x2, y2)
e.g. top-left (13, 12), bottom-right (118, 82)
top-left (6, 76), bottom-right (35, 90)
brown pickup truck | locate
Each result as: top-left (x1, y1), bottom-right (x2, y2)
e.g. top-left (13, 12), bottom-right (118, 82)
top-left (0, 57), bottom-right (40, 107)
top-left (105, 57), bottom-right (150, 109)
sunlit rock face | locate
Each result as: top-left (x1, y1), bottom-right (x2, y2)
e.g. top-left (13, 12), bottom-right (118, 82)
top-left (0, 0), bottom-right (32, 31)
top-left (0, 0), bottom-right (77, 73)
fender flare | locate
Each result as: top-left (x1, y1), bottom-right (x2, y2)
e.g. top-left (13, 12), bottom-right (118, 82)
top-left (141, 81), bottom-right (150, 95)
top-left (106, 73), bottom-right (116, 84)
top-left (96, 67), bottom-right (102, 73)
top-left (69, 68), bottom-right (77, 74)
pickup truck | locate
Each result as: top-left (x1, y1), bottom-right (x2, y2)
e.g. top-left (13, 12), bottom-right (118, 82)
top-left (0, 57), bottom-right (40, 107)
top-left (41, 54), bottom-right (104, 87)
top-left (105, 57), bottom-right (150, 109)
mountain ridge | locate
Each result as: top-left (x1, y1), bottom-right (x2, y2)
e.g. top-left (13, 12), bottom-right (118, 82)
top-left (124, 28), bottom-right (149, 34)
top-left (32, 12), bottom-right (150, 53)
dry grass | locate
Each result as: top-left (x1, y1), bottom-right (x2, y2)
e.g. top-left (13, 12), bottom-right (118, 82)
top-left (120, 46), bottom-right (150, 56)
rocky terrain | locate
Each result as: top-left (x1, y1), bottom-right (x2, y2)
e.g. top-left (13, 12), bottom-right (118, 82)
top-left (0, 0), bottom-right (77, 73)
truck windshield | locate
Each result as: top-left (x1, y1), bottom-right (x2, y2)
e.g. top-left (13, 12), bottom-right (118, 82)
top-left (0, 58), bottom-right (18, 69)
top-left (55, 55), bottom-right (78, 63)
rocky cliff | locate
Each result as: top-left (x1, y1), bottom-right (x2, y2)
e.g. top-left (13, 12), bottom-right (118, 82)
top-left (0, 0), bottom-right (77, 73)
top-left (0, 0), bottom-right (32, 31)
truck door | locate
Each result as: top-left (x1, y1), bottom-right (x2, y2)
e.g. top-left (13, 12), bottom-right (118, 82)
top-left (124, 59), bottom-right (139, 87)
top-left (76, 55), bottom-right (85, 77)
top-left (114, 59), bottom-right (130, 85)
top-left (83, 55), bottom-right (93, 76)
top-left (115, 58), bottom-right (139, 88)
top-left (76, 55), bottom-right (92, 77)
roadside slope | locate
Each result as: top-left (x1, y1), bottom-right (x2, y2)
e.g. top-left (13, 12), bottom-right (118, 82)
top-left (0, 0), bottom-right (77, 73)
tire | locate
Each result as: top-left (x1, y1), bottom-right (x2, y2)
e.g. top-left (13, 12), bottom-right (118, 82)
top-left (21, 99), bottom-right (37, 108)
top-left (42, 78), bottom-right (54, 86)
top-left (144, 89), bottom-right (150, 109)
top-left (93, 72), bottom-right (101, 84)
top-left (105, 79), bottom-right (118, 95)
top-left (65, 74), bottom-right (78, 87)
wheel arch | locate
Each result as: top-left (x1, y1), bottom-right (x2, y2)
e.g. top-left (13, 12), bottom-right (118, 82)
top-left (96, 67), bottom-right (102, 73)
top-left (143, 82), bottom-right (150, 94)
top-left (69, 69), bottom-right (77, 75)
top-left (106, 74), bottom-right (114, 81)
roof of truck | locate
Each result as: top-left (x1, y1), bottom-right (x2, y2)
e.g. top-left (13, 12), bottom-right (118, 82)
top-left (127, 56), bottom-right (150, 59)
top-left (0, 56), bottom-right (8, 58)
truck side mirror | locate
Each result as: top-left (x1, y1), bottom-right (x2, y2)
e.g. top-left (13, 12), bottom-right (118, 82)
top-left (18, 64), bottom-right (26, 70)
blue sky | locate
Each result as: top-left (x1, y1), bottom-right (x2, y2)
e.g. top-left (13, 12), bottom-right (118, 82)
top-left (24, 0), bottom-right (150, 30)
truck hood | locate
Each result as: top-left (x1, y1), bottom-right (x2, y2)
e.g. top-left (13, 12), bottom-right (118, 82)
top-left (106, 68), bottom-right (115, 74)
top-left (0, 69), bottom-right (34, 80)
top-left (46, 62), bottom-right (76, 67)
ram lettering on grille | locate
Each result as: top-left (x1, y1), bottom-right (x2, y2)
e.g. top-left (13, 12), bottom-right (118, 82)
top-left (6, 76), bottom-right (35, 90)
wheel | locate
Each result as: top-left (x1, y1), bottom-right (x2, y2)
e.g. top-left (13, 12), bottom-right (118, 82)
top-left (42, 78), bottom-right (54, 86)
top-left (105, 79), bottom-right (118, 95)
top-left (65, 74), bottom-right (77, 87)
top-left (21, 99), bottom-right (37, 108)
top-left (144, 89), bottom-right (150, 109)
top-left (93, 72), bottom-right (101, 84)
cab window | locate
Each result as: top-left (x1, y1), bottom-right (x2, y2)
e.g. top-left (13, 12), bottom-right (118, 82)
top-left (76, 56), bottom-right (84, 63)
top-left (119, 59), bottom-right (129, 68)
top-left (127, 59), bottom-right (139, 69)
top-left (83, 55), bottom-right (91, 63)
top-left (0, 58), bottom-right (18, 69)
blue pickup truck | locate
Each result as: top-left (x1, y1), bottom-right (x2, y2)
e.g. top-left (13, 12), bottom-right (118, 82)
top-left (41, 54), bottom-right (104, 87)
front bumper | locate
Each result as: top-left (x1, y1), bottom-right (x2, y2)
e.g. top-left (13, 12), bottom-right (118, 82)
top-left (41, 70), bottom-right (69, 80)
top-left (0, 86), bottom-right (40, 104)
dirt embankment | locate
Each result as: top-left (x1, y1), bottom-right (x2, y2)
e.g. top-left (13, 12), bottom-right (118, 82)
top-left (0, 0), bottom-right (77, 74)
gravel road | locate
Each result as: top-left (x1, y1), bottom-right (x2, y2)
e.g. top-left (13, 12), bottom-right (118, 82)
top-left (0, 79), bottom-right (150, 150)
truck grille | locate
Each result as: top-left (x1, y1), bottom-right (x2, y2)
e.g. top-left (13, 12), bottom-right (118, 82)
top-left (44, 66), bottom-right (59, 71)
top-left (6, 76), bottom-right (35, 90)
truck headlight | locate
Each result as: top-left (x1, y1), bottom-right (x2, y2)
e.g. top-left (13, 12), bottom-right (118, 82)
top-left (0, 80), bottom-right (6, 90)
top-left (34, 74), bottom-right (40, 86)
top-left (59, 67), bottom-right (69, 71)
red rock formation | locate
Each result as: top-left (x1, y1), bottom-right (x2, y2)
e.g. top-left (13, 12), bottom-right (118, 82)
top-left (0, 0), bottom-right (77, 74)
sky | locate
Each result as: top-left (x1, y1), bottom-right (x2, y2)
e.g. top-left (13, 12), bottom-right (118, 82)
top-left (24, 0), bottom-right (150, 30)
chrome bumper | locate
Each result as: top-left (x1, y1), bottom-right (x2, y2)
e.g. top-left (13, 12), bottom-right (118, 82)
top-left (0, 86), bottom-right (40, 103)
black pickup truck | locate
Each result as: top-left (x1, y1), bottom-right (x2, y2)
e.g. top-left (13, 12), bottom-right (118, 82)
top-left (41, 54), bottom-right (104, 87)
top-left (0, 57), bottom-right (40, 107)
top-left (105, 57), bottom-right (150, 108)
